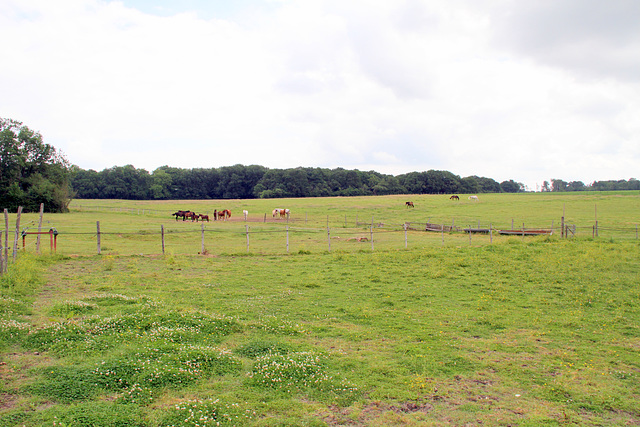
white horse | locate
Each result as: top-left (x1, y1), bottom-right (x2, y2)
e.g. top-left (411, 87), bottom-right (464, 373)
top-left (272, 208), bottom-right (282, 218)
top-left (469, 195), bottom-right (479, 201)
top-left (243, 210), bottom-right (248, 220)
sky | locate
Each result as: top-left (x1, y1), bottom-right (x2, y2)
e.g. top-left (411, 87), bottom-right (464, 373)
top-left (1, 0), bottom-right (639, 191)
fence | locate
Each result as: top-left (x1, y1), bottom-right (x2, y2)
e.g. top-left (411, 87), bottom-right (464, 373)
top-left (2, 205), bottom-right (639, 271)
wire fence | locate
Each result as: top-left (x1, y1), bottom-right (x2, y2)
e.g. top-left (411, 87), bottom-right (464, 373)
top-left (1, 204), bottom-right (639, 272)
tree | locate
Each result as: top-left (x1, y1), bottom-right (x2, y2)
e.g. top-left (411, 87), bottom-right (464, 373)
top-left (551, 179), bottom-right (568, 192)
top-left (0, 118), bottom-right (73, 212)
top-left (500, 180), bottom-right (524, 193)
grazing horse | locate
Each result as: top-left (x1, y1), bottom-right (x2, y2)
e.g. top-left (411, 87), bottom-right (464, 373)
top-left (184, 211), bottom-right (197, 221)
top-left (198, 214), bottom-right (210, 222)
top-left (468, 195), bottom-right (479, 201)
top-left (405, 201), bottom-right (414, 208)
top-left (217, 209), bottom-right (231, 220)
top-left (450, 195), bottom-right (459, 201)
top-left (279, 209), bottom-right (290, 219)
top-left (172, 210), bottom-right (186, 221)
top-left (243, 210), bottom-right (248, 220)
top-left (172, 210), bottom-right (195, 221)
top-left (272, 209), bottom-right (282, 218)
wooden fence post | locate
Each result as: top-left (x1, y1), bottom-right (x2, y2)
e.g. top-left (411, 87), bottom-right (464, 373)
top-left (370, 217), bottom-right (374, 251)
top-left (97, 221), bottom-right (101, 255)
top-left (0, 231), bottom-right (3, 275)
top-left (246, 225), bottom-right (250, 252)
top-left (327, 227), bottom-right (331, 252)
top-left (4, 209), bottom-right (8, 266)
top-left (36, 203), bottom-right (44, 253)
top-left (404, 223), bottom-right (408, 248)
top-left (13, 207), bottom-right (22, 261)
top-left (201, 223), bottom-right (205, 254)
top-left (286, 225), bottom-right (289, 253)
top-left (441, 223), bottom-right (445, 245)
top-left (161, 225), bottom-right (165, 255)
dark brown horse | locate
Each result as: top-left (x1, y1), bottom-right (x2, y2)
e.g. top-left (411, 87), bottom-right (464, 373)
top-left (172, 210), bottom-right (196, 221)
top-left (198, 214), bottom-right (210, 222)
top-left (405, 201), bottom-right (414, 208)
top-left (450, 195), bottom-right (459, 201)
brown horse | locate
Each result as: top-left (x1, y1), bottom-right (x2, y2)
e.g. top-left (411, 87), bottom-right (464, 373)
top-left (405, 201), bottom-right (414, 208)
top-left (172, 210), bottom-right (196, 221)
top-left (217, 209), bottom-right (231, 220)
top-left (450, 195), bottom-right (459, 201)
top-left (198, 214), bottom-right (210, 222)
top-left (184, 211), bottom-right (197, 221)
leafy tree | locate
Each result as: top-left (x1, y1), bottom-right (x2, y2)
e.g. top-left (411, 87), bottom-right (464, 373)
top-left (551, 179), bottom-right (568, 192)
top-left (566, 181), bottom-right (585, 192)
top-left (0, 118), bottom-right (73, 212)
top-left (500, 180), bottom-right (524, 193)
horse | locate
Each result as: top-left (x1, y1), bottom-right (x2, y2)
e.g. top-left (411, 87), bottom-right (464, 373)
top-left (468, 195), bottom-right (479, 201)
top-left (217, 209), bottom-right (231, 220)
top-left (405, 201), bottom-right (414, 208)
top-left (272, 209), bottom-right (282, 218)
top-left (198, 214), bottom-right (210, 222)
top-left (184, 211), bottom-right (198, 221)
top-left (172, 210), bottom-right (195, 221)
top-left (280, 209), bottom-right (290, 219)
top-left (243, 210), bottom-right (248, 220)
top-left (172, 210), bottom-right (187, 221)
top-left (450, 195), bottom-right (459, 201)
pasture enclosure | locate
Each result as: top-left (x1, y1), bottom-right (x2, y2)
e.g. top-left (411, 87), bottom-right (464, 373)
top-left (2, 192), bottom-right (639, 261)
top-left (1, 235), bottom-right (639, 425)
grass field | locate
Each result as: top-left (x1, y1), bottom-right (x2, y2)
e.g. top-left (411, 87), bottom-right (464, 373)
top-left (1, 192), bottom-right (639, 426)
top-left (6, 191), bottom-right (640, 257)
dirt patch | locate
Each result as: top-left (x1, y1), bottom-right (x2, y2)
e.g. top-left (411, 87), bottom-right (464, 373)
top-left (319, 400), bottom-right (434, 426)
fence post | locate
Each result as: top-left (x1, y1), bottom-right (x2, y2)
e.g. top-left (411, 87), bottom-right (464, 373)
top-left (490, 223), bottom-right (493, 244)
top-left (442, 223), bottom-right (445, 245)
top-left (97, 221), bottom-right (101, 255)
top-left (370, 217), bottom-right (374, 251)
top-left (161, 225), bottom-right (165, 255)
top-left (327, 227), bottom-right (331, 252)
top-left (13, 206), bottom-right (22, 261)
top-left (36, 203), bottom-right (44, 254)
top-left (286, 225), bottom-right (289, 253)
top-left (201, 223), bottom-right (205, 254)
top-left (246, 225), bottom-right (250, 252)
top-left (522, 223), bottom-right (525, 240)
top-left (0, 231), bottom-right (3, 275)
top-left (469, 225), bottom-right (472, 244)
top-left (4, 209), bottom-right (8, 266)
top-left (404, 223), bottom-right (408, 248)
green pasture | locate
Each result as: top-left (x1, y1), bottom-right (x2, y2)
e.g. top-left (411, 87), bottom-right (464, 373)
top-left (6, 191), bottom-right (640, 257)
top-left (1, 192), bottom-right (639, 426)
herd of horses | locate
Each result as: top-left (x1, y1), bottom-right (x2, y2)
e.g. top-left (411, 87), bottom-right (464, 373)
top-left (172, 208), bottom-right (293, 222)
top-left (171, 209), bottom-right (230, 222)
top-left (172, 197), bottom-right (480, 222)
top-left (272, 208), bottom-right (290, 219)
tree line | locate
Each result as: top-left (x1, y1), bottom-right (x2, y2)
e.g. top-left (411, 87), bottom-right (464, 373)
top-left (69, 164), bottom-right (528, 200)
top-left (2, 118), bottom-right (637, 212)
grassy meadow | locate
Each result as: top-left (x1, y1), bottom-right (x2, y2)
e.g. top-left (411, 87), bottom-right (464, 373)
top-left (1, 192), bottom-right (639, 426)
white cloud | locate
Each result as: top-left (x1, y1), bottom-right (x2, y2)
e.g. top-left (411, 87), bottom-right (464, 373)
top-left (0, 0), bottom-right (638, 191)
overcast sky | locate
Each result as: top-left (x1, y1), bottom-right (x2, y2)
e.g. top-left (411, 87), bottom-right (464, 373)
top-left (2, 0), bottom-right (639, 191)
